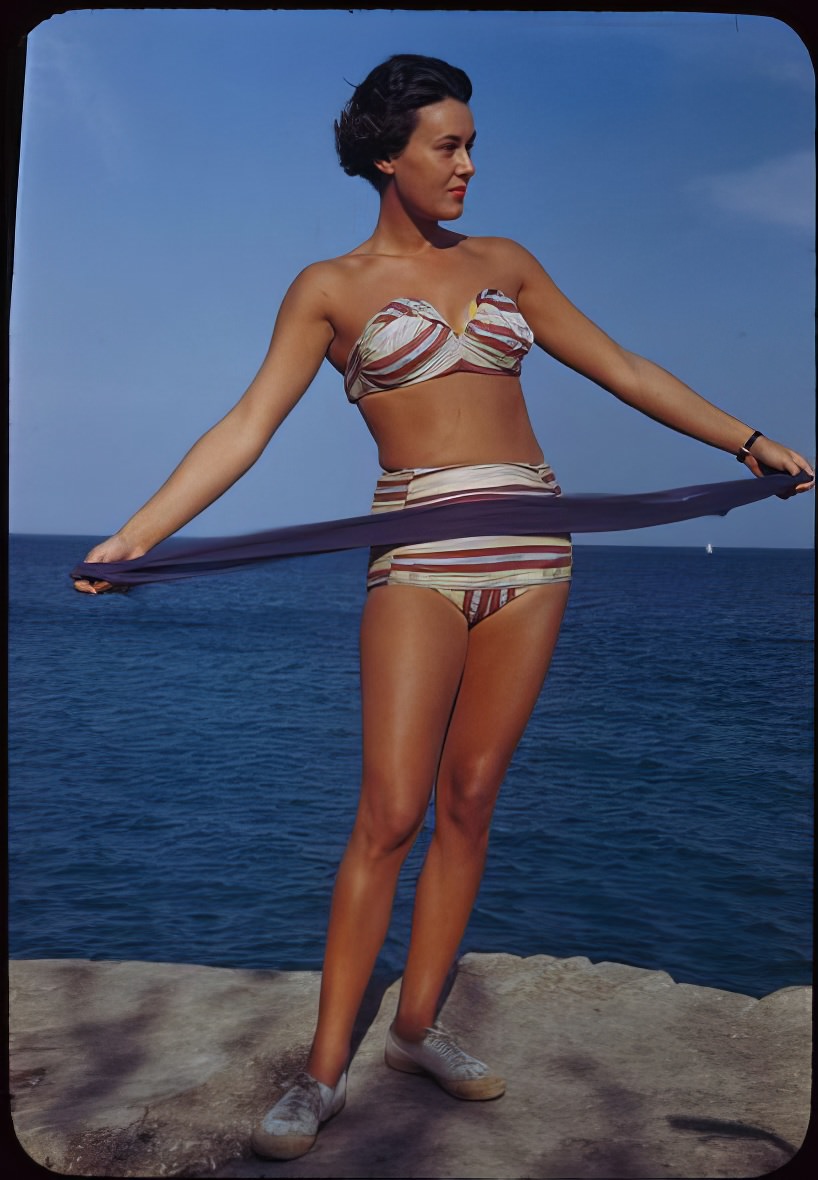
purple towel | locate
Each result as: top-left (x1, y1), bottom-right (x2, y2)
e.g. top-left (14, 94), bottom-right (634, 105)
top-left (70, 469), bottom-right (810, 587)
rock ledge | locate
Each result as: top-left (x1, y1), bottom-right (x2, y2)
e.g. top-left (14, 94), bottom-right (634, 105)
top-left (8, 953), bottom-right (810, 1178)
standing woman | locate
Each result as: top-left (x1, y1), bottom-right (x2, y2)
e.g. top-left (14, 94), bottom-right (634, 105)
top-left (73, 55), bottom-right (812, 1159)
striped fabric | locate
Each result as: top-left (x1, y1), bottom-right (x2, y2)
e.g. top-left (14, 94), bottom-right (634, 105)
top-left (344, 289), bottom-right (533, 402)
top-left (453, 587), bottom-right (523, 627)
top-left (367, 462), bottom-right (573, 596)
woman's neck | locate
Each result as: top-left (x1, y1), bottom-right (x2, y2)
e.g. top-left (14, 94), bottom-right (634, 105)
top-left (365, 187), bottom-right (460, 257)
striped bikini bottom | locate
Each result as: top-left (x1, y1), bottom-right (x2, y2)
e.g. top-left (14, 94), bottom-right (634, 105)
top-left (367, 462), bottom-right (573, 626)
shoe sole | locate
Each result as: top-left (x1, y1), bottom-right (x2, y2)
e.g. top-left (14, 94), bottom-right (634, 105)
top-left (385, 1041), bottom-right (506, 1101)
top-left (251, 1127), bottom-right (318, 1161)
top-left (250, 1093), bottom-right (346, 1160)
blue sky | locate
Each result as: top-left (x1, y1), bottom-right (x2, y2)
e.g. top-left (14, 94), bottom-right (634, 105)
top-left (9, 8), bottom-right (815, 547)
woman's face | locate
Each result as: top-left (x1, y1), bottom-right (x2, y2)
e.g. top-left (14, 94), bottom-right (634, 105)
top-left (377, 97), bottom-right (476, 221)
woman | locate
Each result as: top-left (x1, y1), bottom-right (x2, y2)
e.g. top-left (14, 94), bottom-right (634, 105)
top-left (73, 55), bottom-right (812, 1159)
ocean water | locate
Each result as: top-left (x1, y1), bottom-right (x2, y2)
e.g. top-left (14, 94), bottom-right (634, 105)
top-left (8, 535), bottom-right (813, 998)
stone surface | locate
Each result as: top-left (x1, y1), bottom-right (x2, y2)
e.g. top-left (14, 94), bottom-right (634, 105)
top-left (8, 953), bottom-right (811, 1178)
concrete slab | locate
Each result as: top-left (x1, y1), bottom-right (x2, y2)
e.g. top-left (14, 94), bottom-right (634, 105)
top-left (8, 953), bottom-right (810, 1178)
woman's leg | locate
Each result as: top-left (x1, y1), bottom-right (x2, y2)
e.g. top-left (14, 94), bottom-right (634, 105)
top-left (305, 584), bottom-right (470, 1086)
top-left (393, 580), bottom-right (570, 1039)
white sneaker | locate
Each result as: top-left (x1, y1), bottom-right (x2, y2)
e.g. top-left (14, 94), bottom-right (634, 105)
top-left (385, 1024), bottom-right (505, 1100)
top-left (251, 1070), bottom-right (347, 1160)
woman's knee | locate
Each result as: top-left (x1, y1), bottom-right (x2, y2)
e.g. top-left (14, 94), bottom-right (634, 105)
top-left (437, 755), bottom-right (504, 838)
top-left (353, 777), bottom-right (429, 857)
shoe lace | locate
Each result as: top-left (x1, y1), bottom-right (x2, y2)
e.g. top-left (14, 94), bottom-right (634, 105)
top-left (276, 1072), bottom-right (320, 1117)
top-left (423, 1025), bottom-right (476, 1066)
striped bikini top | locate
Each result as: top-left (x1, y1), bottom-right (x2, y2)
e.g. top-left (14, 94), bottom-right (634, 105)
top-left (343, 288), bottom-right (534, 403)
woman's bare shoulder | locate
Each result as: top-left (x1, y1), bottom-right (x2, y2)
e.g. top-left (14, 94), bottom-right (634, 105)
top-left (289, 249), bottom-right (376, 299)
top-left (282, 250), bottom-right (387, 340)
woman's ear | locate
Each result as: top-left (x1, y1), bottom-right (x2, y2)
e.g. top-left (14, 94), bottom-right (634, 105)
top-left (373, 157), bottom-right (395, 179)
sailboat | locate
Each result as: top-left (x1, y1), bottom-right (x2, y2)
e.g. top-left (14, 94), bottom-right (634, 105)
top-left (705, 543), bottom-right (714, 555)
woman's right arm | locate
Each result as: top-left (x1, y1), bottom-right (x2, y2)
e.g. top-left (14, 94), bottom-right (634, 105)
top-left (74, 266), bottom-right (334, 593)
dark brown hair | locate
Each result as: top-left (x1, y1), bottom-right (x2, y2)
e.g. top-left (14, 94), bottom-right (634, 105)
top-left (335, 54), bottom-right (473, 192)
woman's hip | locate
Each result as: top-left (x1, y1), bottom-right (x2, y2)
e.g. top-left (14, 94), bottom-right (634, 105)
top-left (367, 461), bottom-right (573, 593)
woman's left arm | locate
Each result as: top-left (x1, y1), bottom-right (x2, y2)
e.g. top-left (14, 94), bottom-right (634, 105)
top-left (512, 242), bottom-right (813, 485)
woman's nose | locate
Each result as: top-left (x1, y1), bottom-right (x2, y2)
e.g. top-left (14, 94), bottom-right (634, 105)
top-left (455, 149), bottom-right (475, 177)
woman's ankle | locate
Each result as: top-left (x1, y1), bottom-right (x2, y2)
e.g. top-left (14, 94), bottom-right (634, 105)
top-left (305, 1047), bottom-right (348, 1089)
top-left (391, 1012), bottom-right (434, 1042)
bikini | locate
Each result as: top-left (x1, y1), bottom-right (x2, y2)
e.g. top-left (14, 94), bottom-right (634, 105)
top-left (345, 288), bottom-right (572, 626)
top-left (344, 289), bottom-right (533, 401)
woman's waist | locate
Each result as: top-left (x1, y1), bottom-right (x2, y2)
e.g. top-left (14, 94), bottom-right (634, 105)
top-left (358, 377), bottom-right (540, 465)
top-left (371, 460), bottom-right (562, 513)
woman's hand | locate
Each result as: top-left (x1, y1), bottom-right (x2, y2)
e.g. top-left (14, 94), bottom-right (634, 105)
top-left (72, 534), bottom-right (144, 594)
top-left (743, 436), bottom-right (814, 494)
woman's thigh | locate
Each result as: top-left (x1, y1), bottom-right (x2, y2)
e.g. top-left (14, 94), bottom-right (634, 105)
top-left (437, 581), bottom-right (571, 802)
top-left (357, 584), bottom-right (470, 823)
